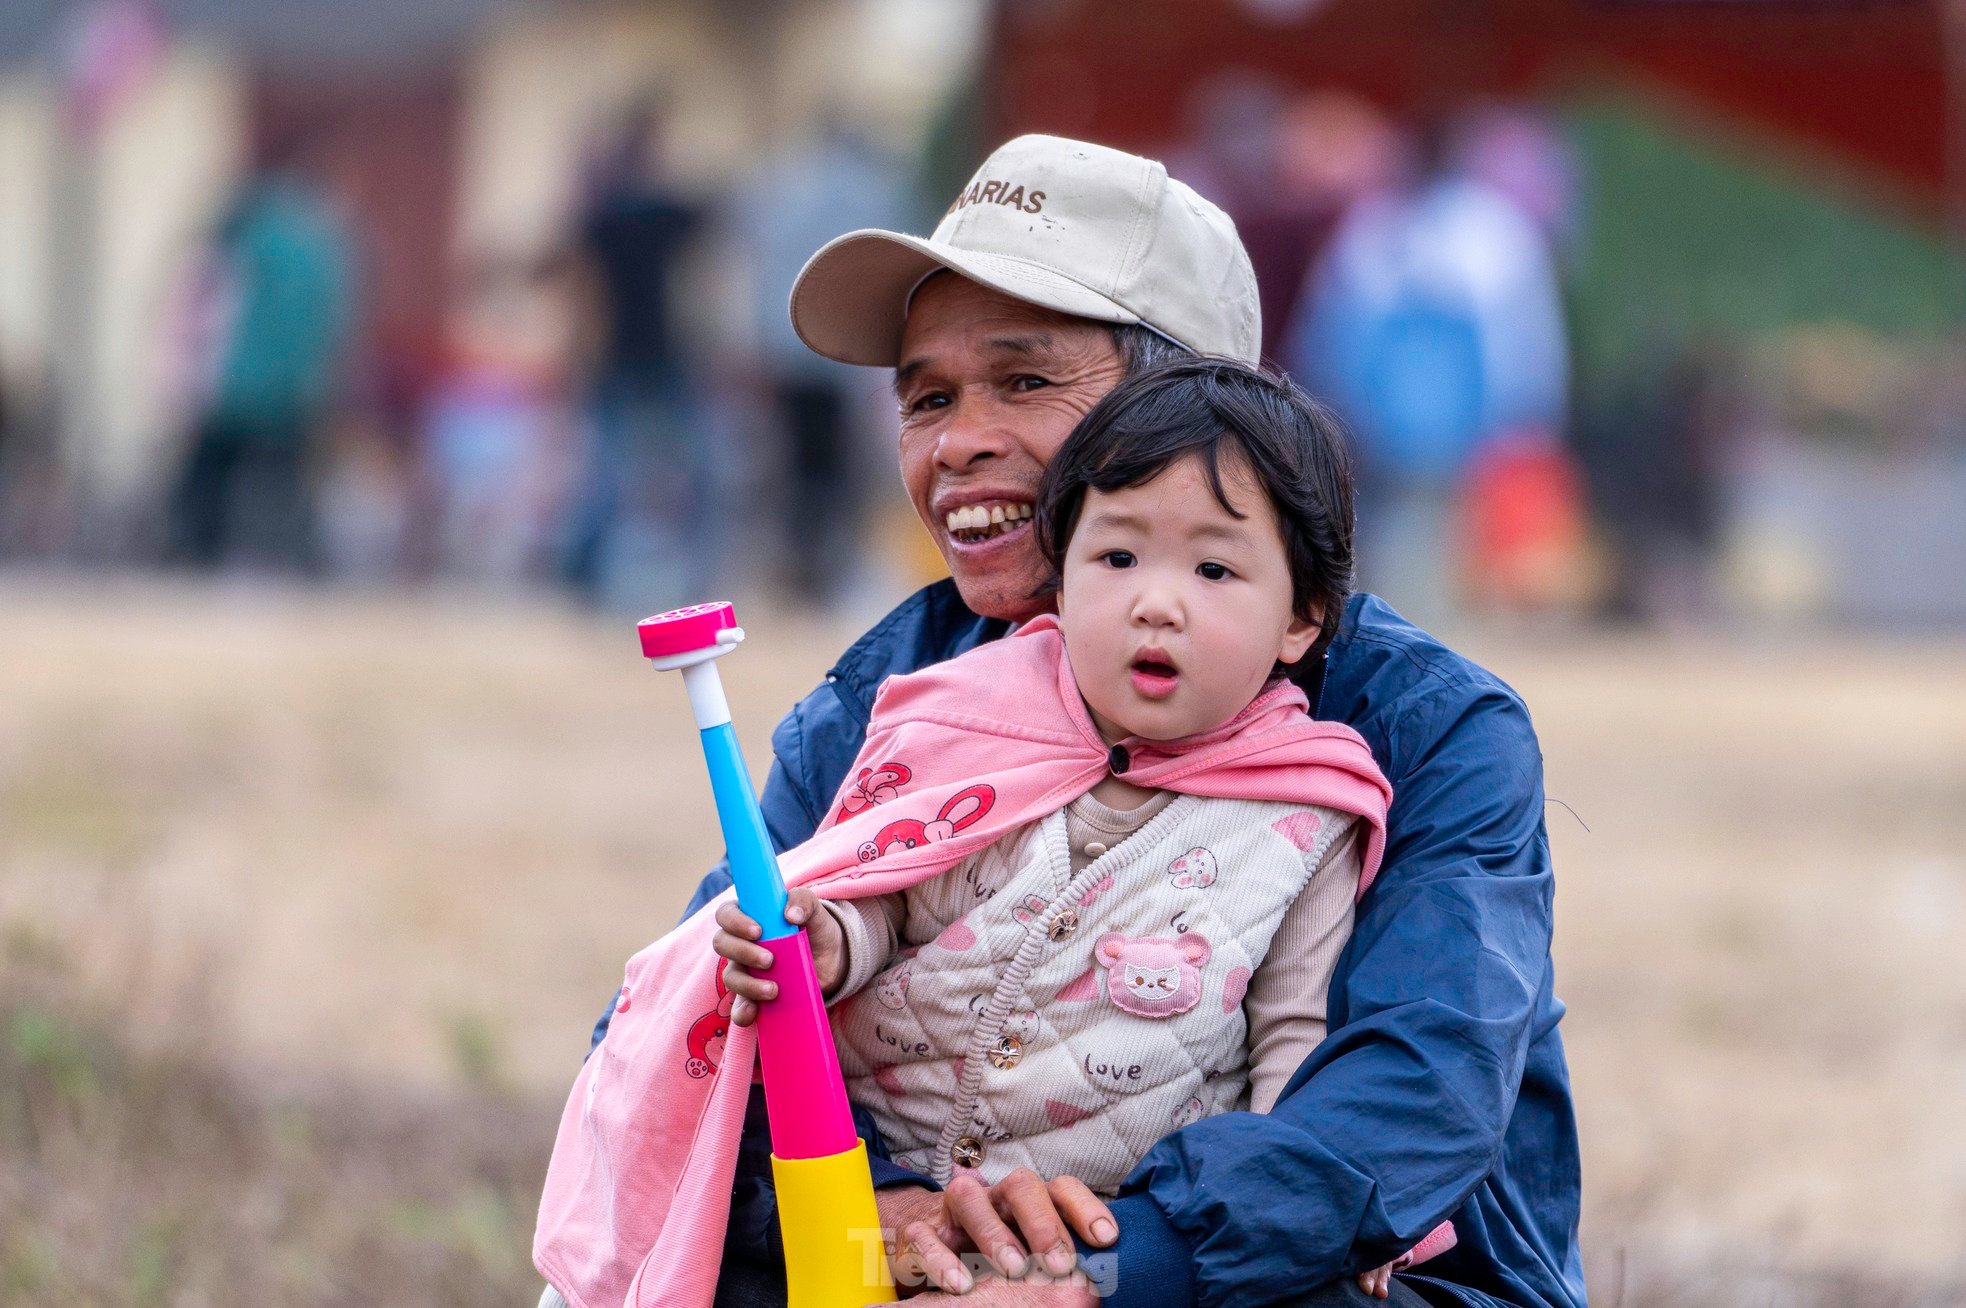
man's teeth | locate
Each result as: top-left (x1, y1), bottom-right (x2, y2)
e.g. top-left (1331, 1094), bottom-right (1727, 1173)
top-left (945, 503), bottom-right (1034, 539)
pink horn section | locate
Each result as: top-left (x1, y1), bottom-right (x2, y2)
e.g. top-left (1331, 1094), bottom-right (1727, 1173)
top-left (753, 932), bottom-right (860, 1160)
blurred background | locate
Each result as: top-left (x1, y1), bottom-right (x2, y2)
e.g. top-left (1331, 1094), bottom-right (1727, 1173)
top-left (1, 0), bottom-right (1963, 1304)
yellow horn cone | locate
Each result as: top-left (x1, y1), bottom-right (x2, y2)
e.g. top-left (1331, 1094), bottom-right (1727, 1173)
top-left (771, 1141), bottom-right (896, 1307)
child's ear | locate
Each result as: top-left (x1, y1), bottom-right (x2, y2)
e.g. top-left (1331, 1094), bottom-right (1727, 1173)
top-left (1279, 603), bottom-right (1323, 665)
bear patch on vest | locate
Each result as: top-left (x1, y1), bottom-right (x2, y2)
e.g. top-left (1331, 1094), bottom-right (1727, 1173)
top-left (1094, 931), bottom-right (1212, 1017)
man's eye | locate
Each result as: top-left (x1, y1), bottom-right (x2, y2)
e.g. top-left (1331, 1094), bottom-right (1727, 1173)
top-left (1009, 375), bottom-right (1050, 393)
top-left (904, 392), bottom-right (949, 415)
top-left (1197, 561), bottom-right (1232, 581)
top-left (1101, 551), bottom-right (1136, 569)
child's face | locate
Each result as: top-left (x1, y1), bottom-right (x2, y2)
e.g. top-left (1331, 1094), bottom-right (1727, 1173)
top-left (1057, 449), bottom-right (1319, 744)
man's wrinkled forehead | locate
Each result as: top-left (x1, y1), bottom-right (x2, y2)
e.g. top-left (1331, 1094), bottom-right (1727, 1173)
top-left (894, 331), bottom-right (1062, 395)
top-left (892, 274), bottom-right (1112, 394)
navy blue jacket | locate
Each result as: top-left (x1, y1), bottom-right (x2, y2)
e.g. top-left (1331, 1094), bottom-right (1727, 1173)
top-left (591, 582), bottom-right (1584, 1308)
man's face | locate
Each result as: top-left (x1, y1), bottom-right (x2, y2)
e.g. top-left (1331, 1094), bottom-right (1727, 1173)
top-left (893, 275), bottom-right (1127, 623)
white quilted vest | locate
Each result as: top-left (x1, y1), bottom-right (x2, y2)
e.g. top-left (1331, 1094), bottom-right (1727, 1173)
top-left (829, 793), bottom-right (1352, 1194)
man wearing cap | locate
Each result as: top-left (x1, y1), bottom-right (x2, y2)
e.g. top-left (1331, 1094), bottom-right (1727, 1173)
top-left (587, 135), bottom-right (1583, 1308)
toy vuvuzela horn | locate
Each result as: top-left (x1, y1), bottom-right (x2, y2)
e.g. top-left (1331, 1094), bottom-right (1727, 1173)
top-left (638, 602), bottom-right (896, 1308)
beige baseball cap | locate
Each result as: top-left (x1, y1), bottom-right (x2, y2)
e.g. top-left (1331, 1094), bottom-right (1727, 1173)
top-left (789, 134), bottom-right (1261, 367)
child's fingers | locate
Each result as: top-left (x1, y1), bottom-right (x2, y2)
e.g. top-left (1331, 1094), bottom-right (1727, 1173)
top-left (783, 888), bottom-right (820, 926)
top-left (721, 961), bottom-right (779, 1008)
top-left (711, 930), bottom-right (777, 973)
top-left (713, 900), bottom-right (764, 941)
top-left (729, 994), bottom-right (759, 1027)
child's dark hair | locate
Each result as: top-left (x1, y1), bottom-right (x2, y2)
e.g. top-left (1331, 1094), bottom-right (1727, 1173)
top-left (1035, 357), bottom-right (1355, 664)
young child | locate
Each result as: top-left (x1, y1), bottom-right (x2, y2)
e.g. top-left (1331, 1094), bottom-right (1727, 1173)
top-left (531, 359), bottom-right (1445, 1308)
top-left (710, 359), bottom-right (1441, 1297)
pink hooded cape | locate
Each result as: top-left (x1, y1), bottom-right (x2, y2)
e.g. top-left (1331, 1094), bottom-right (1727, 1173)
top-left (535, 617), bottom-right (1395, 1308)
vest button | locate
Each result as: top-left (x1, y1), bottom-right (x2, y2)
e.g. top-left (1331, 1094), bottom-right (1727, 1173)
top-left (952, 1136), bottom-right (985, 1169)
top-left (1048, 909), bottom-right (1080, 941)
top-left (988, 1034), bottom-right (1023, 1069)
top-left (1082, 841), bottom-right (1108, 858)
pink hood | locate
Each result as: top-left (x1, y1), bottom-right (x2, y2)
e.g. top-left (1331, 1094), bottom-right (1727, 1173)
top-left (534, 616), bottom-right (1393, 1308)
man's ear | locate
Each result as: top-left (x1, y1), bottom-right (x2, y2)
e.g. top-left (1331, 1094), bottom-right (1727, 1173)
top-left (1279, 603), bottom-right (1322, 665)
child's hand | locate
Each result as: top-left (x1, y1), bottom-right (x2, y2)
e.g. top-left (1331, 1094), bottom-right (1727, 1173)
top-left (1356, 1263), bottom-right (1396, 1299)
top-left (711, 889), bottom-right (846, 1026)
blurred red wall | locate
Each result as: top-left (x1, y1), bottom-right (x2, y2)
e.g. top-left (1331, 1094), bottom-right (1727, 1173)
top-left (989, 0), bottom-right (1948, 215)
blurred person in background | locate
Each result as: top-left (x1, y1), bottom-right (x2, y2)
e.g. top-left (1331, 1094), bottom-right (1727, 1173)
top-left (421, 256), bottom-right (578, 583)
top-left (163, 129), bottom-right (355, 576)
top-left (1446, 109), bottom-right (1591, 616)
top-left (559, 134), bottom-right (1581, 1308)
top-left (0, 361), bottom-right (11, 507)
top-left (558, 97), bottom-right (711, 611)
top-left (0, 358), bottom-right (23, 553)
top-left (1169, 73), bottom-right (1303, 361)
top-left (1171, 78), bottom-right (1399, 362)
top-left (1285, 108), bottom-right (1571, 630)
top-left (0, 363), bottom-right (59, 557)
top-left (1573, 334), bottom-right (1733, 623)
top-left (728, 116), bottom-right (910, 607)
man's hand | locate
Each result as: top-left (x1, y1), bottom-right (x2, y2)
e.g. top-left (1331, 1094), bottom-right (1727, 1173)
top-left (883, 1271), bottom-right (1098, 1308)
top-left (711, 889), bottom-right (846, 1025)
top-left (876, 1171), bottom-right (1116, 1298)
top-left (878, 1187), bottom-right (967, 1297)
top-left (943, 1170), bottom-right (1115, 1280)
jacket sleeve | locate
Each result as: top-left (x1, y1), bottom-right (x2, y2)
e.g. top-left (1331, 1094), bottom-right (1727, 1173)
top-left (1094, 684), bottom-right (1553, 1308)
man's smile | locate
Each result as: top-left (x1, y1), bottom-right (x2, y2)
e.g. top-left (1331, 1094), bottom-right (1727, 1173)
top-left (942, 499), bottom-right (1035, 547)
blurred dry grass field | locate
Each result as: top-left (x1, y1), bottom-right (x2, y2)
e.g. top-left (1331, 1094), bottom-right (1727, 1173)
top-left (2, 577), bottom-right (1963, 1306)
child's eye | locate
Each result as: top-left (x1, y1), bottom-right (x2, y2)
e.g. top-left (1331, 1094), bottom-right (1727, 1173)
top-left (1101, 550), bottom-right (1136, 569)
top-left (1197, 561), bottom-right (1232, 581)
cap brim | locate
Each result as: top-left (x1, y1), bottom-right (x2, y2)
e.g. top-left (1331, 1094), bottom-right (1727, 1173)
top-left (789, 229), bottom-right (1142, 368)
